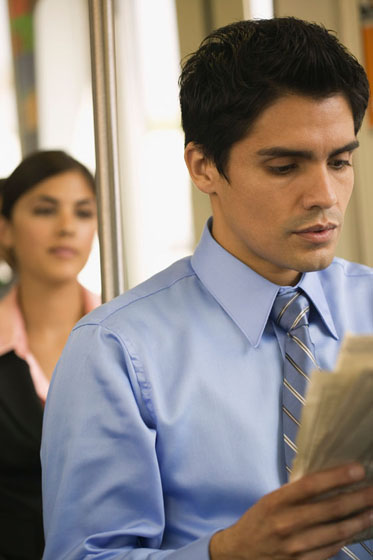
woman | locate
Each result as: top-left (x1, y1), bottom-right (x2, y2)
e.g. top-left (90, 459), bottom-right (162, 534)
top-left (0, 150), bottom-right (100, 559)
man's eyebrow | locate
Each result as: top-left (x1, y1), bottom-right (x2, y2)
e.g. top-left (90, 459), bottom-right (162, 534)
top-left (257, 147), bottom-right (313, 159)
top-left (329, 140), bottom-right (359, 158)
top-left (256, 140), bottom-right (360, 160)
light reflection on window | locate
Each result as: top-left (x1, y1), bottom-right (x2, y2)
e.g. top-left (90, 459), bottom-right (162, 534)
top-left (0, 0), bottom-right (21, 178)
top-left (116, 0), bottom-right (194, 287)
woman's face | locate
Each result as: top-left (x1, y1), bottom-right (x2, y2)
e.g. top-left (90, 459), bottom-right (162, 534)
top-left (2, 170), bottom-right (97, 285)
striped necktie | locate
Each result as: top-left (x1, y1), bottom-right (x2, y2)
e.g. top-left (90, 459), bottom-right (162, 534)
top-left (271, 289), bottom-right (372, 560)
top-left (271, 290), bottom-right (315, 475)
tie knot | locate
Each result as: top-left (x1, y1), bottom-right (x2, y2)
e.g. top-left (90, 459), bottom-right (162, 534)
top-left (271, 290), bottom-right (310, 333)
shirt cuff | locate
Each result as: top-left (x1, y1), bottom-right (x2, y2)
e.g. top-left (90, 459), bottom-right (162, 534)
top-left (167, 534), bottom-right (212, 559)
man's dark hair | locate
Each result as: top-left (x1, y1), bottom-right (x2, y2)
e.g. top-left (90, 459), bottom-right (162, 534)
top-left (179, 17), bottom-right (370, 177)
top-left (1, 150), bottom-right (96, 218)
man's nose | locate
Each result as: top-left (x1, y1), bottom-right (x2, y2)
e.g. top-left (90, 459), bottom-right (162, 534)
top-left (301, 166), bottom-right (338, 210)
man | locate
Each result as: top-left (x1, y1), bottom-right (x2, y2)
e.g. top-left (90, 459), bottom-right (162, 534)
top-left (41, 17), bottom-right (373, 559)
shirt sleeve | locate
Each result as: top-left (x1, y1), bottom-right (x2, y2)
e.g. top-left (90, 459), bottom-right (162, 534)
top-left (41, 322), bottom-right (212, 560)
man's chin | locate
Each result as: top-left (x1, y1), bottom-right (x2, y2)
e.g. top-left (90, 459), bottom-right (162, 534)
top-left (296, 251), bottom-right (336, 273)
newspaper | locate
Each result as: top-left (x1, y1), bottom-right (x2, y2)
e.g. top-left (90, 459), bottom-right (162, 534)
top-left (290, 333), bottom-right (373, 543)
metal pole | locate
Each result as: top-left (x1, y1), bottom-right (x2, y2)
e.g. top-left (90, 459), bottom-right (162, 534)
top-left (88, 0), bottom-right (127, 302)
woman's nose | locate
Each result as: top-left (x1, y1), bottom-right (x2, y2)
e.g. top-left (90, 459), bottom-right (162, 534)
top-left (57, 211), bottom-right (75, 236)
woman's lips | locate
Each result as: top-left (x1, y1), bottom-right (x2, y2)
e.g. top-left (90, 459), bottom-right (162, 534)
top-left (293, 224), bottom-right (337, 243)
top-left (48, 246), bottom-right (78, 259)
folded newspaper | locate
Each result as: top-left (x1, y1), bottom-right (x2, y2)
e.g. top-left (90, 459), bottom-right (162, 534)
top-left (290, 333), bottom-right (373, 543)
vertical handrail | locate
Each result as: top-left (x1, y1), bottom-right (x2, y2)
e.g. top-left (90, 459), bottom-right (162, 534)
top-left (88, 0), bottom-right (127, 302)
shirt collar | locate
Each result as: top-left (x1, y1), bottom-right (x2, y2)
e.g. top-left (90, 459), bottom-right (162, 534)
top-left (0, 285), bottom-right (27, 356)
top-left (191, 219), bottom-right (338, 347)
top-left (298, 272), bottom-right (338, 339)
top-left (0, 284), bottom-right (101, 358)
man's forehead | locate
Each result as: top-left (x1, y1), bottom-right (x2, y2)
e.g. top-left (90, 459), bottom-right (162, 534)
top-left (238, 93), bottom-right (355, 152)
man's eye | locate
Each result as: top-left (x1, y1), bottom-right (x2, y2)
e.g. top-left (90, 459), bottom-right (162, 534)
top-left (329, 159), bottom-right (352, 170)
top-left (268, 164), bottom-right (297, 175)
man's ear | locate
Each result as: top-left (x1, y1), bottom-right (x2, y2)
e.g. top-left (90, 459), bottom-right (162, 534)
top-left (184, 142), bottom-right (221, 194)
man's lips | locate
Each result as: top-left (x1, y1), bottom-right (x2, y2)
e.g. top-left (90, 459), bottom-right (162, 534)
top-left (293, 223), bottom-right (338, 243)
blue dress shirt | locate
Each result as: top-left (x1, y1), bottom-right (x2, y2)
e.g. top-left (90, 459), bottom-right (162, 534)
top-left (41, 220), bottom-right (373, 559)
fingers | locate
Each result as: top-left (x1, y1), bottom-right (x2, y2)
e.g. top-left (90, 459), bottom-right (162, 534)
top-left (209, 464), bottom-right (372, 560)
top-left (282, 462), bottom-right (367, 504)
top-left (280, 485), bottom-right (373, 532)
top-left (300, 541), bottom-right (347, 560)
top-left (281, 507), bottom-right (373, 557)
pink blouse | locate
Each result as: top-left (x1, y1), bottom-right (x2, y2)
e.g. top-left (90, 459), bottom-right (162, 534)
top-left (0, 285), bottom-right (100, 402)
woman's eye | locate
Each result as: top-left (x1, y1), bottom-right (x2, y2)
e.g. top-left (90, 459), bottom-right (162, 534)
top-left (32, 207), bottom-right (55, 215)
top-left (76, 210), bottom-right (95, 219)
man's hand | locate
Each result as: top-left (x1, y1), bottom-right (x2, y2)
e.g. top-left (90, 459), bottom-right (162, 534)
top-left (209, 463), bottom-right (373, 560)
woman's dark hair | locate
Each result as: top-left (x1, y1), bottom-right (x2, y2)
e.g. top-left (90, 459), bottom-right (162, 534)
top-left (1, 150), bottom-right (96, 218)
top-left (179, 17), bottom-right (370, 177)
